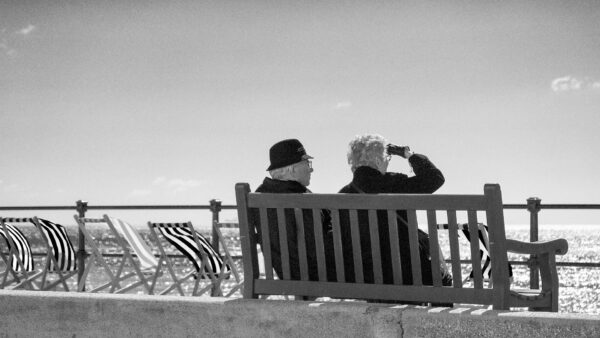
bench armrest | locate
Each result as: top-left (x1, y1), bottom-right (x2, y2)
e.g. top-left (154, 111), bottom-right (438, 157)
top-left (506, 238), bottom-right (568, 256)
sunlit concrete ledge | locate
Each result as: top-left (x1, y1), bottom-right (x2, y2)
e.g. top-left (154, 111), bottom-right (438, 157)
top-left (0, 290), bottom-right (599, 338)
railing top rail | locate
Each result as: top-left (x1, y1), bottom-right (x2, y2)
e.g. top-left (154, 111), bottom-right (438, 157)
top-left (537, 204), bottom-right (600, 210)
top-left (0, 205), bottom-right (237, 211)
top-left (0, 203), bottom-right (598, 212)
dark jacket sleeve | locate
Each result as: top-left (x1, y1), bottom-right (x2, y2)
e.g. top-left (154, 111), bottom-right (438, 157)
top-left (390, 153), bottom-right (445, 193)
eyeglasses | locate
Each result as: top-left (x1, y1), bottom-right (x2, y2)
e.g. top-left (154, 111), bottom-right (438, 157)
top-left (305, 160), bottom-right (312, 169)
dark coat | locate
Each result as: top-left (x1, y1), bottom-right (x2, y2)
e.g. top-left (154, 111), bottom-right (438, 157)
top-left (338, 154), bottom-right (452, 286)
top-left (252, 178), bottom-right (335, 281)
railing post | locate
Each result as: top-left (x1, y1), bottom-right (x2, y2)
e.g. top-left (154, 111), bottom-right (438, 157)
top-left (527, 197), bottom-right (541, 289)
top-left (209, 199), bottom-right (222, 252)
top-left (76, 200), bottom-right (88, 291)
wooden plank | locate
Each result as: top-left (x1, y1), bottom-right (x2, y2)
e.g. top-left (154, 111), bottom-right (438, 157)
top-left (387, 210), bottom-right (402, 285)
top-left (312, 208), bottom-right (327, 281)
top-left (253, 280), bottom-right (494, 305)
top-left (447, 210), bottom-right (462, 288)
top-left (294, 209), bottom-right (309, 281)
top-left (484, 184), bottom-right (510, 310)
top-left (349, 210), bottom-right (364, 283)
top-left (468, 210), bottom-right (483, 289)
top-left (369, 210), bottom-right (383, 284)
top-left (234, 183), bottom-right (257, 298)
top-left (276, 208), bottom-right (291, 280)
top-left (331, 210), bottom-right (345, 282)
top-left (248, 193), bottom-right (488, 210)
top-left (259, 208), bottom-right (273, 280)
top-left (427, 210), bottom-right (442, 287)
top-left (407, 210), bottom-right (422, 286)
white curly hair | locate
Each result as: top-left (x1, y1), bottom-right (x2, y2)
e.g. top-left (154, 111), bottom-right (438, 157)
top-left (347, 134), bottom-right (389, 173)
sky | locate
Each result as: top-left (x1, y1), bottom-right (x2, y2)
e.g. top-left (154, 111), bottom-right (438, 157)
top-left (1, 1), bottom-right (599, 227)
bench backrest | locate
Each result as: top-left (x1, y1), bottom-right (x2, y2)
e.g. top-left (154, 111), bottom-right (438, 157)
top-left (235, 183), bottom-right (512, 309)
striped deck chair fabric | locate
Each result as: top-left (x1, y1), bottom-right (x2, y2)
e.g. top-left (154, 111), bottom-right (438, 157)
top-left (0, 220), bottom-right (36, 289)
top-left (1, 217), bottom-right (78, 291)
top-left (148, 222), bottom-right (230, 297)
top-left (74, 215), bottom-right (158, 294)
top-left (109, 217), bottom-right (157, 272)
top-left (155, 224), bottom-right (230, 278)
top-left (37, 218), bottom-right (77, 272)
top-left (0, 221), bottom-right (34, 273)
top-left (438, 222), bottom-right (512, 282)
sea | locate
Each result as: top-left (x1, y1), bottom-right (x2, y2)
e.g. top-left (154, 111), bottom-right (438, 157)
top-left (2, 223), bottom-right (599, 315)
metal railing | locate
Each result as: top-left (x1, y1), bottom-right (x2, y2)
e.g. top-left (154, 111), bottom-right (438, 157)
top-left (2, 198), bottom-right (599, 290)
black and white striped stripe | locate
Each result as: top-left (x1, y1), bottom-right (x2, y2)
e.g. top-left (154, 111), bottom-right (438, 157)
top-left (439, 222), bottom-right (493, 280)
top-left (153, 223), bottom-right (230, 278)
top-left (37, 218), bottom-right (77, 272)
top-left (0, 222), bottom-right (34, 272)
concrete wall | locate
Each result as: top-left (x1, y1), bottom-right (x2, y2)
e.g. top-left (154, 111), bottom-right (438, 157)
top-left (0, 290), bottom-right (599, 337)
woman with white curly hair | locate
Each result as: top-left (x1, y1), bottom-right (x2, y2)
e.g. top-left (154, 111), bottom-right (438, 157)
top-left (338, 133), bottom-right (452, 291)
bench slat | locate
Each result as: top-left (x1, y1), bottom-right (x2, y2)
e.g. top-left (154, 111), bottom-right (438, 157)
top-left (277, 208), bottom-right (291, 280)
top-left (248, 193), bottom-right (488, 210)
top-left (447, 210), bottom-right (462, 288)
top-left (349, 210), bottom-right (364, 283)
top-left (312, 209), bottom-right (327, 282)
top-left (387, 210), bottom-right (402, 285)
top-left (468, 210), bottom-right (484, 289)
top-left (294, 209), bottom-right (309, 281)
top-left (407, 210), bottom-right (422, 286)
top-left (368, 210), bottom-right (383, 284)
top-left (259, 208), bottom-right (273, 280)
top-left (253, 279), bottom-right (495, 305)
top-left (427, 210), bottom-right (442, 287)
top-left (331, 210), bottom-right (345, 282)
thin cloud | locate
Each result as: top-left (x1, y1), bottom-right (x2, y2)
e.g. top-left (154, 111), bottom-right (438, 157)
top-left (152, 176), bottom-right (167, 186)
top-left (130, 189), bottom-right (153, 197)
top-left (551, 76), bottom-right (600, 92)
top-left (0, 39), bottom-right (16, 57)
top-left (164, 178), bottom-right (203, 193)
top-left (2, 183), bottom-right (20, 193)
top-left (16, 24), bottom-right (36, 36)
top-left (135, 176), bottom-right (204, 196)
top-left (334, 101), bottom-right (352, 110)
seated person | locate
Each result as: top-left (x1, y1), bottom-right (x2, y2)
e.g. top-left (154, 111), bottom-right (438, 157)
top-left (251, 139), bottom-right (335, 282)
top-left (338, 134), bottom-right (452, 287)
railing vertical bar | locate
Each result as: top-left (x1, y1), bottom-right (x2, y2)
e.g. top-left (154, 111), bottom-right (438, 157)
top-left (527, 197), bottom-right (541, 290)
top-left (209, 199), bottom-right (222, 253)
top-left (75, 200), bottom-right (88, 291)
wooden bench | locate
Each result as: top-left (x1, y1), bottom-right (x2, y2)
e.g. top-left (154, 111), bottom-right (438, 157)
top-left (235, 183), bottom-right (568, 311)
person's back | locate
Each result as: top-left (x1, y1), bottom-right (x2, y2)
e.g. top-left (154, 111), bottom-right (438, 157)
top-left (250, 139), bottom-right (335, 282)
top-left (338, 134), bottom-right (451, 286)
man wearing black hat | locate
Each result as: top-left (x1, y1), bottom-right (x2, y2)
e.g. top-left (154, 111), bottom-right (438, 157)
top-left (252, 139), bottom-right (335, 283)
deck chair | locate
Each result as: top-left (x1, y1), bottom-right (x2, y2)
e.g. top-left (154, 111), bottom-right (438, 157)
top-left (438, 222), bottom-right (512, 284)
top-left (0, 219), bottom-right (36, 289)
top-left (74, 214), bottom-right (159, 294)
top-left (147, 221), bottom-right (230, 297)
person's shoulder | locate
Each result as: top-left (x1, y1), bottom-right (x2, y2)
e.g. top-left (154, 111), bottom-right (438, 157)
top-left (384, 172), bottom-right (408, 180)
top-left (338, 183), bottom-right (353, 193)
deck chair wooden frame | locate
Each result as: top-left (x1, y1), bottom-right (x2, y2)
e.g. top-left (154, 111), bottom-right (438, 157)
top-left (147, 221), bottom-right (229, 297)
top-left (0, 219), bottom-right (37, 289)
top-left (213, 221), bottom-right (243, 297)
top-left (74, 214), bottom-right (159, 294)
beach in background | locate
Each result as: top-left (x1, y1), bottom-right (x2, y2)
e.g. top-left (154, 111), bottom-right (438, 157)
top-left (2, 223), bottom-right (598, 314)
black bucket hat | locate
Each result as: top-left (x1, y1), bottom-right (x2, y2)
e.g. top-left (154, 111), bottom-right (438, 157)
top-left (267, 139), bottom-right (313, 171)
